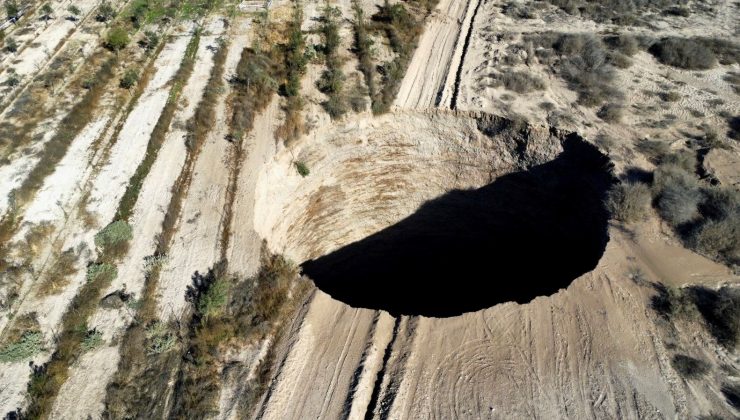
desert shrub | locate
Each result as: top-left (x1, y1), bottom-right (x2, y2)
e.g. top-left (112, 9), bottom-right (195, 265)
top-left (106, 27), bottom-right (130, 51)
top-left (604, 33), bottom-right (639, 56)
top-left (96, 2), bottom-right (116, 22)
top-left (671, 354), bottom-right (709, 379)
top-left (608, 52), bottom-right (632, 69)
top-left (635, 139), bottom-right (669, 164)
top-left (352, 3), bottom-right (375, 104)
top-left (685, 187), bottom-right (739, 266)
top-left (38, 248), bottom-right (78, 295)
top-left (660, 150), bottom-right (696, 173)
top-left (661, 90), bottom-right (680, 102)
top-left (554, 34), bottom-right (620, 106)
top-left (652, 164), bottom-right (702, 226)
top-left (119, 68), bottom-right (139, 88)
top-left (686, 286), bottom-right (740, 348)
top-left (722, 383), bottom-right (740, 410)
top-left (196, 277), bottom-right (228, 320)
top-left (139, 30), bottom-right (159, 52)
top-left (294, 161), bottom-right (309, 177)
top-left (501, 71), bottom-right (546, 93)
top-left (648, 38), bottom-right (716, 70)
top-left (94, 220), bottom-right (132, 260)
top-left (67, 4), bottom-right (80, 17)
top-left (40, 3), bottom-right (53, 19)
top-left (86, 263), bottom-right (117, 283)
top-left (145, 321), bottom-right (176, 355)
top-left (4, 37), bottom-right (17, 52)
top-left (4, 0), bottom-right (18, 19)
top-left (81, 330), bottom-right (103, 352)
top-left (317, 5), bottom-right (347, 119)
top-left (605, 182), bottom-right (651, 222)
top-left (597, 103), bottom-right (623, 123)
top-left (0, 331), bottom-right (43, 363)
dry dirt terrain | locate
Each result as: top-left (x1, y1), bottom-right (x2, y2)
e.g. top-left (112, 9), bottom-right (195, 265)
top-left (0, 0), bottom-right (738, 419)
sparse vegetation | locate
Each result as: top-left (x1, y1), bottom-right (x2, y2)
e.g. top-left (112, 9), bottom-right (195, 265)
top-left (277, 1), bottom-right (309, 144)
top-left (501, 71), bottom-right (546, 93)
top-left (86, 263), bottom-right (118, 283)
top-left (352, 1), bottom-right (375, 108)
top-left (38, 248), bottom-right (78, 296)
top-left (170, 250), bottom-right (305, 418)
top-left (66, 4), bottom-right (81, 19)
top-left (4, 0), bottom-right (19, 20)
top-left (317, 4), bottom-right (347, 119)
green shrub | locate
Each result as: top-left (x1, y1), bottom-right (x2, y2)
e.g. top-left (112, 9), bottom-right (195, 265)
top-left (4, 37), bottom-right (17, 53)
top-left (106, 27), bottom-right (130, 52)
top-left (145, 321), bottom-right (176, 355)
top-left (649, 38), bottom-right (716, 70)
top-left (40, 3), bottom-right (53, 19)
top-left (96, 2), bottom-right (116, 22)
top-left (67, 4), bottom-right (80, 16)
top-left (295, 161), bottom-right (309, 177)
top-left (0, 331), bottom-right (43, 363)
top-left (86, 263), bottom-right (118, 283)
top-left (94, 220), bottom-right (133, 260)
top-left (139, 30), bottom-right (159, 52)
top-left (197, 278), bottom-right (228, 320)
top-left (120, 69), bottom-right (139, 89)
top-left (4, 0), bottom-right (18, 19)
top-left (606, 182), bottom-right (651, 222)
top-left (81, 330), bottom-right (104, 352)
top-left (671, 354), bottom-right (709, 379)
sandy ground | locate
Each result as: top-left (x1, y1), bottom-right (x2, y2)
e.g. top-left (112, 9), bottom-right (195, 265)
top-left (0, 31), bottom-right (191, 415)
top-left (155, 20), bottom-right (238, 320)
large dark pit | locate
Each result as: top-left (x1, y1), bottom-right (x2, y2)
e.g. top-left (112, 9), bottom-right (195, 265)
top-left (302, 135), bottom-right (614, 317)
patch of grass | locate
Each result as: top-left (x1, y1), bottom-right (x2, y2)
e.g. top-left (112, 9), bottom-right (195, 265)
top-left (670, 354), bottom-right (709, 379)
top-left (144, 321), bottom-right (176, 355)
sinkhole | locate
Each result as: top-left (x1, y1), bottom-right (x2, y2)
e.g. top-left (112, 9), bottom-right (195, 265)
top-left (255, 112), bottom-right (614, 317)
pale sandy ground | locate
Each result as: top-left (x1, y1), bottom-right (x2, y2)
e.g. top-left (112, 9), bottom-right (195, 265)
top-left (0, 0), bottom-right (121, 218)
top-left (155, 20), bottom-right (237, 320)
top-left (51, 25), bottom-right (233, 419)
top-left (0, 30), bottom-right (191, 414)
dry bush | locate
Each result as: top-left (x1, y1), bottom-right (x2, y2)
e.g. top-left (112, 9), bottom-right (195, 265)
top-left (501, 71), bottom-right (546, 93)
top-left (686, 286), bottom-right (740, 349)
top-left (597, 103), bottom-right (623, 123)
top-left (605, 182), bottom-right (651, 223)
top-left (671, 354), bottom-right (709, 379)
top-left (37, 248), bottom-right (78, 296)
top-left (635, 139), bottom-right (669, 164)
top-left (94, 220), bottom-right (133, 262)
top-left (652, 164), bottom-right (702, 226)
top-left (648, 38), bottom-right (716, 70)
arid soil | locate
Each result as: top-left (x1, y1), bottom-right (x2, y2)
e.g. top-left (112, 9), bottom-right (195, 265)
top-left (0, 0), bottom-right (738, 418)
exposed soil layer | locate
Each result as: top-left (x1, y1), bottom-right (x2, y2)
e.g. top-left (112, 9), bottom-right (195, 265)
top-left (303, 135), bottom-right (613, 316)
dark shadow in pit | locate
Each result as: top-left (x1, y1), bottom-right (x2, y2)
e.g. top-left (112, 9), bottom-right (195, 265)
top-left (302, 135), bottom-right (615, 317)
